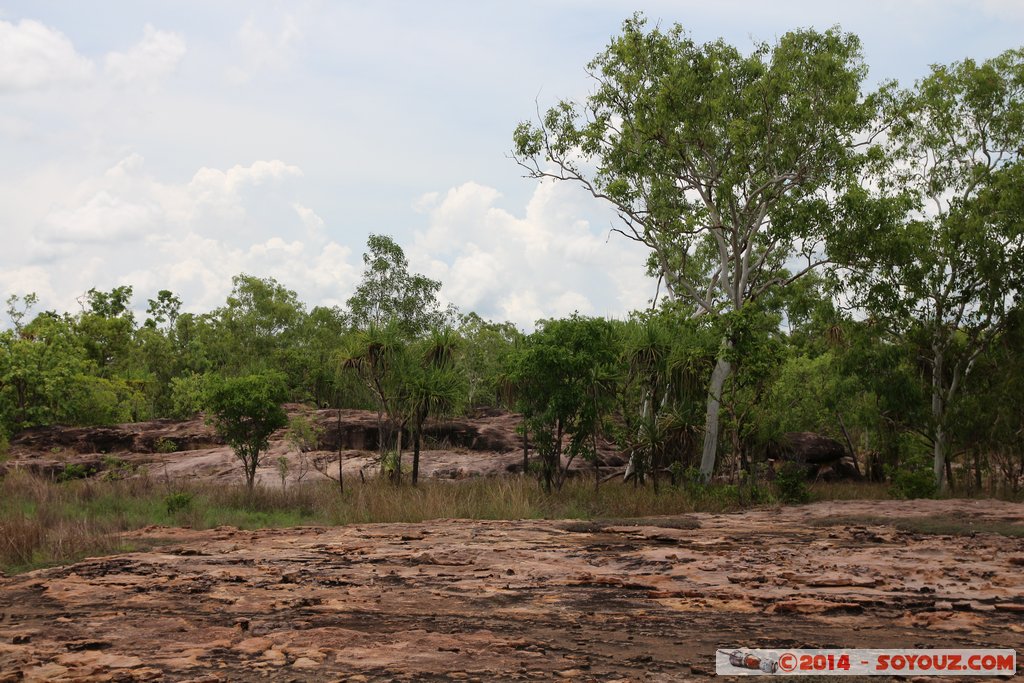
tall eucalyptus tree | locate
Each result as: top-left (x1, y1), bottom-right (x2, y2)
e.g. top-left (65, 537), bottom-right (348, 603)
top-left (513, 15), bottom-right (878, 479)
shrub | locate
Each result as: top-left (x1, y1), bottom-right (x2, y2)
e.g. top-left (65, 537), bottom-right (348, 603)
top-left (154, 438), bottom-right (178, 454)
top-left (57, 463), bottom-right (92, 482)
top-left (100, 455), bottom-right (136, 481)
top-left (887, 452), bottom-right (938, 499)
top-left (774, 462), bottom-right (811, 504)
top-left (165, 492), bottom-right (194, 514)
top-left (286, 415), bottom-right (324, 453)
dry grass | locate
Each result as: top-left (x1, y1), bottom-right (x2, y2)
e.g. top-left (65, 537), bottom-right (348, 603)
top-left (0, 471), bottom-right (894, 575)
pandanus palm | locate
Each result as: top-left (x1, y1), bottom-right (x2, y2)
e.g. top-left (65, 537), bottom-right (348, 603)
top-left (407, 328), bottom-right (463, 485)
top-left (339, 322), bottom-right (408, 481)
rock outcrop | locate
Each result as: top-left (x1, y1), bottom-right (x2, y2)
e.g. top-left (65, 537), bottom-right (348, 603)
top-left (767, 431), bottom-right (861, 480)
top-left (2, 409), bottom-right (623, 486)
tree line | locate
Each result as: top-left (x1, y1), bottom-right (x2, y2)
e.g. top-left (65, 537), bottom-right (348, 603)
top-left (3, 17), bottom-right (1023, 496)
top-left (2, 232), bottom-right (1022, 495)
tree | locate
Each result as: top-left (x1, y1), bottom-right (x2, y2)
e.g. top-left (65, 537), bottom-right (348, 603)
top-left (0, 313), bottom-right (88, 432)
top-left (507, 316), bottom-right (619, 492)
top-left (456, 312), bottom-right (522, 409)
top-left (145, 290), bottom-right (182, 330)
top-left (217, 274), bottom-right (307, 377)
top-left (5, 293), bottom-right (38, 334)
top-left (844, 49), bottom-right (1024, 488)
top-left (340, 322), bottom-right (410, 481)
top-left (513, 15), bottom-right (877, 481)
top-left (406, 328), bottom-right (464, 485)
top-left (76, 286), bottom-right (138, 378)
top-left (347, 234), bottom-right (454, 338)
top-left (204, 372), bottom-right (289, 491)
top-left (82, 285), bottom-right (134, 320)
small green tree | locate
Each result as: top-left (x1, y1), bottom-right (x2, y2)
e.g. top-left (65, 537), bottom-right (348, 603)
top-left (507, 316), bottom-right (619, 492)
top-left (204, 372), bottom-right (289, 491)
top-left (340, 322), bottom-right (410, 481)
top-left (406, 329), bottom-right (464, 485)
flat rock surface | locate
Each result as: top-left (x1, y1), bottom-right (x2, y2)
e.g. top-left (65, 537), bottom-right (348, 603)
top-left (1, 499), bottom-right (1022, 681)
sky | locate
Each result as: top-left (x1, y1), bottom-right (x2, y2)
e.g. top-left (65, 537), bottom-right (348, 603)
top-left (2, 1), bottom-right (1023, 330)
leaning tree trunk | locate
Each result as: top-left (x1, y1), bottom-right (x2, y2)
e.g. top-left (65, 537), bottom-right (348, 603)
top-left (699, 341), bottom-right (733, 482)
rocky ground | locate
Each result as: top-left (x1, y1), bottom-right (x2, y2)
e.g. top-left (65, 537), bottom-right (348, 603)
top-left (1, 499), bottom-right (1022, 682)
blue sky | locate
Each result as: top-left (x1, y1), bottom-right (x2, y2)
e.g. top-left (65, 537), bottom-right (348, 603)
top-left (2, 1), bottom-right (1022, 328)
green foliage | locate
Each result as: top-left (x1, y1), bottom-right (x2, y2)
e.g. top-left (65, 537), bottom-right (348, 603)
top-left (57, 463), bottom-right (93, 482)
top-left (347, 234), bottom-right (454, 338)
top-left (154, 438), bottom-right (178, 454)
top-left (457, 312), bottom-right (521, 410)
top-left (774, 462), bottom-right (811, 504)
top-left (379, 450), bottom-right (404, 479)
top-left (0, 314), bottom-right (89, 433)
top-left (276, 456), bottom-right (290, 489)
top-left (513, 15), bottom-right (880, 481)
top-left (508, 315), bottom-right (619, 491)
top-left (842, 48), bottom-right (1024, 489)
top-left (207, 275), bottom-right (310, 389)
top-left (887, 451), bottom-right (939, 500)
top-left (203, 372), bottom-right (289, 491)
top-left (64, 375), bottom-right (143, 426)
top-left (145, 290), bottom-right (182, 330)
top-left (169, 373), bottom-right (209, 419)
top-left (100, 455), bottom-right (136, 481)
top-left (286, 415), bottom-right (324, 453)
top-left (164, 492), bottom-right (194, 514)
top-left (85, 286), bottom-right (134, 320)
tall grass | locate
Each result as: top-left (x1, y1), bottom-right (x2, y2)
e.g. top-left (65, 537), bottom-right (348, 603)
top-left (0, 471), bottom-right (892, 575)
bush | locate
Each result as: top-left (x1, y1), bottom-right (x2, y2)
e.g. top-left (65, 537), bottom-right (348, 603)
top-left (774, 462), bottom-right (811, 504)
top-left (887, 453), bottom-right (938, 499)
top-left (286, 415), bottom-right (324, 453)
top-left (100, 455), bottom-right (136, 481)
top-left (165, 492), bottom-right (194, 514)
top-left (154, 438), bottom-right (178, 453)
top-left (380, 450), bottom-right (408, 480)
top-left (57, 463), bottom-right (92, 482)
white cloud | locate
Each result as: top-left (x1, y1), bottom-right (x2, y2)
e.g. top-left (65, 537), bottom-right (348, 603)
top-left (38, 190), bottom-right (159, 244)
top-left (409, 180), bottom-right (655, 329)
top-left (226, 14), bottom-right (303, 84)
top-left (978, 0), bottom-right (1024, 20)
top-left (5, 155), bottom-right (357, 317)
top-left (104, 24), bottom-right (186, 86)
top-left (0, 18), bottom-right (93, 91)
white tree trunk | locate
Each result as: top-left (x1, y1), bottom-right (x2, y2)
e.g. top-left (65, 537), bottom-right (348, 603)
top-left (932, 346), bottom-right (947, 489)
top-left (699, 342), bottom-right (733, 482)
